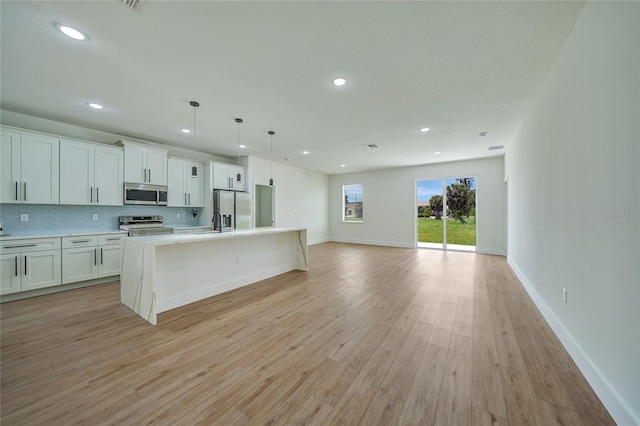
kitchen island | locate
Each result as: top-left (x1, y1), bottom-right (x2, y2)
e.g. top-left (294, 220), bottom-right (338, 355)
top-left (120, 228), bottom-right (307, 324)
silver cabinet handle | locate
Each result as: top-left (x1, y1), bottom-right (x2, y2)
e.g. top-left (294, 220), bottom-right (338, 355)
top-left (144, 168), bottom-right (147, 182)
top-left (185, 193), bottom-right (187, 205)
top-left (15, 182), bottom-right (18, 201)
top-left (23, 182), bottom-right (27, 201)
top-left (188, 193), bottom-right (191, 205)
top-left (94, 248), bottom-right (97, 266)
top-left (4, 244), bottom-right (37, 249)
top-left (100, 248), bottom-right (103, 264)
top-left (72, 240), bottom-right (91, 243)
top-left (148, 169), bottom-right (151, 182)
top-left (96, 187), bottom-right (99, 204)
top-left (90, 186), bottom-right (93, 203)
top-left (24, 255), bottom-right (27, 276)
top-left (14, 256), bottom-right (18, 277)
top-left (105, 237), bottom-right (120, 241)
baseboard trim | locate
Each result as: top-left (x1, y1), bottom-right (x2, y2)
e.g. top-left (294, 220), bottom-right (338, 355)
top-left (507, 257), bottom-right (638, 426)
top-left (329, 238), bottom-right (414, 249)
top-left (476, 247), bottom-right (506, 256)
top-left (308, 237), bottom-right (330, 245)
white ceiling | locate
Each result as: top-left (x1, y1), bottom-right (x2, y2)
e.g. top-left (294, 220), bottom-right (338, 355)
top-left (1, 1), bottom-right (584, 175)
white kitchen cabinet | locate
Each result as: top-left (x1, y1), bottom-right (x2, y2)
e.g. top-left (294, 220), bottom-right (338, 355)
top-left (212, 162), bottom-right (245, 191)
top-left (60, 140), bottom-right (124, 206)
top-left (97, 234), bottom-right (125, 278)
top-left (168, 158), bottom-right (204, 207)
top-left (62, 236), bottom-right (98, 284)
top-left (122, 142), bottom-right (168, 185)
top-left (62, 234), bottom-right (124, 284)
top-left (0, 237), bottom-right (62, 294)
top-left (0, 254), bottom-right (22, 295)
top-left (0, 127), bottom-right (59, 204)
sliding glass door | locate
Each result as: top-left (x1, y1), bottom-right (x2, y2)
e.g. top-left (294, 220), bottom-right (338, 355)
top-left (416, 176), bottom-right (476, 251)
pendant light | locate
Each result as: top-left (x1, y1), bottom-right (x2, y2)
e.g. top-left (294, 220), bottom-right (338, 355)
top-left (235, 118), bottom-right (243, 165)
top-left (190, 101), bottom-right (199, 178)
top-left (268, 130), bottom-right (275, 186)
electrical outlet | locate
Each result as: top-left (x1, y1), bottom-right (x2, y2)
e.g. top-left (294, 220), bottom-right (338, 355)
top-left (20, 213), bottom-right (29, 222)
top-left (562, 288), bottom-right (567, 303)
top-left (92, 213), bottom-right (99, 221)
top-left (177, 212), bottom-right (181, 219)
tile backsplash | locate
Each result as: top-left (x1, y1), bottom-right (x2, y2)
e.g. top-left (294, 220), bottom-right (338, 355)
top-left (0, 204), bottom-right (205, 235)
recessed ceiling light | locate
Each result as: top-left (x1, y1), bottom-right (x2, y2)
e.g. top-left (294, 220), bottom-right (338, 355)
top-left (420, 127), bottom-right (430, 133)
top-left (434, 151), bottom-right (441, 155)
top-left (332, 77), bottom-right (347, 87)
top-left (340, 164), bottom-right (346, 168)
top-left (87, 102), bottom-right (104, 110)
top-left (479, 131), bottom-right (488, 136)
top-left (180, 128), bottom-right (191, 134)
top-left (239, 144), bottom-right (247, 149)
top-left (364, 144), bottom-right (378, 149)
top-left (302, 151), bottom-right (309, 155)
top-left (58, 24), bottom-right (87, 41)
top-left (488, 145), bottom-right (504, 151)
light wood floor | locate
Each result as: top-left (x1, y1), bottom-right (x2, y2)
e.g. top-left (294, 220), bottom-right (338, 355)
top-left (1, 243), bottom-right (614, 425)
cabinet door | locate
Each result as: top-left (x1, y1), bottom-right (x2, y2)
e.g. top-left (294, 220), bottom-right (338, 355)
top-left (124, 145), bottom-right (147, 183)
top-left (0, 254), bottom-right (21, 295)
top-left (0, 129), bottom-right (21, 203)
top-left (188, 163), bottom-right (204, 207)
top-left (167, 158), bottom-right (188, 207)
top-left (98, 245), bottom-right (122, 277)
top-left (146, 148), bottom-right (167, 185)
top-left (19, 133), bottom-right (60, 204)
top-left (60, 140), bottom-right (94, 205)
top-left (94, 145), bottom-right (124, 205)
top-left (62, 247), bottom-right (98, 284)
top-left (22, 250), bottom-right (61, 290)
top-left (232, 166), bottom-right (245, 192)
top-left (213, 163), bottom-right (231, 190)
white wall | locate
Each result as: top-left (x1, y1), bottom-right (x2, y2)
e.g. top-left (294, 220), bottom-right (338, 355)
top-left (247, 156), bottom-right (330, 245)
top-left (329, 156), bottom-right (505, 254)
top-left (506, 2), bottom-right (639, 424)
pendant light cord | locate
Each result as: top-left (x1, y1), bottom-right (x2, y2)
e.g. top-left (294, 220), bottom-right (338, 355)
top-left (235, 118), bottom-right (243, 165)
top-left (268, 130), bottom-right (275, 185)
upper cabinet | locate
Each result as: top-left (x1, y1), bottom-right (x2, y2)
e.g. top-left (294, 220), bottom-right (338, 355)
top-left (212, 162), bottom-right (245, 191)
top-left (60, 139), bottom-right (124, 206)
top-left (167, 158), bottom-right (204, 207)
top-left (1, 128), bottom-right (59, 204)
top-left (120, 142), bottom-right (168, 185)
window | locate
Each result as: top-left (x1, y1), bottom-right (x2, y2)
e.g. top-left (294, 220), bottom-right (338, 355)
top-left (343, 184), bottom-right (363, 222)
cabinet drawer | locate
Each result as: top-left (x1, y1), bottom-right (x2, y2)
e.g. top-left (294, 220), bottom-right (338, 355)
top-left (1, 238), bottom-right (61, 254)
top-left (98, 234), bottom-right (126, 246)
top-left (62, 235), bottom-right (98, 249)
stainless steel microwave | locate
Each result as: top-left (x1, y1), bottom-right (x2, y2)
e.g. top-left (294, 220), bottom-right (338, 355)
top-left (124, 183), bottom-right (168, 206)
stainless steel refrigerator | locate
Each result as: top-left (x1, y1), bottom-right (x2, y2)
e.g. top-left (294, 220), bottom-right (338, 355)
top-left (213, 190), bottom-right (235, 232)
top-left (235, 192), bottom-right (252, 230)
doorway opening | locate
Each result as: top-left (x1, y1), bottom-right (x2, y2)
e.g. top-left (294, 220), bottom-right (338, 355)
top-left (416, 177), bottom-right (476, 252)
top-left (255, 184), bottom-right (275, 227)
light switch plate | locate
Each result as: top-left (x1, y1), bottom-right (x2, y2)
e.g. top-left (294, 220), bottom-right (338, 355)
top-left (92, 213), bottom-right (99, 221)
top-left (20, 213), bottom-right (29, 222)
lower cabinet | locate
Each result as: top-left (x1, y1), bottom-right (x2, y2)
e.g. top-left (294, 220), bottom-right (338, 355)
top-left (62, 234), bottom-right (124, 284)
top-left (0, 238), bottom-right (62, 295)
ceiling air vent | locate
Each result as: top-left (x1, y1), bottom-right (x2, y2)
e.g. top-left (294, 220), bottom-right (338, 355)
top-left (488, 145), bottom-right (504, 151)
top-left (122, 0), bottom-right (141, 10)
top-left (364, 144), bottom-right (379, 149)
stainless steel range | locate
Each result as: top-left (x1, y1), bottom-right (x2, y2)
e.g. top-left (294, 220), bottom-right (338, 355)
top-left (119, 216), bottom-right (173, 236)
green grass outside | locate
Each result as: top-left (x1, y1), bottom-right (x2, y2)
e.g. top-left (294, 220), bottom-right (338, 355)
top-left (417, 216), bottom-right (476, 246)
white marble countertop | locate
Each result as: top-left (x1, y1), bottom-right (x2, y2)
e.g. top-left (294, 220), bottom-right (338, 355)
top-left (126, 227), bottom-right (306, 247)
top-left (0, 230), bottom-right (128, 241)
